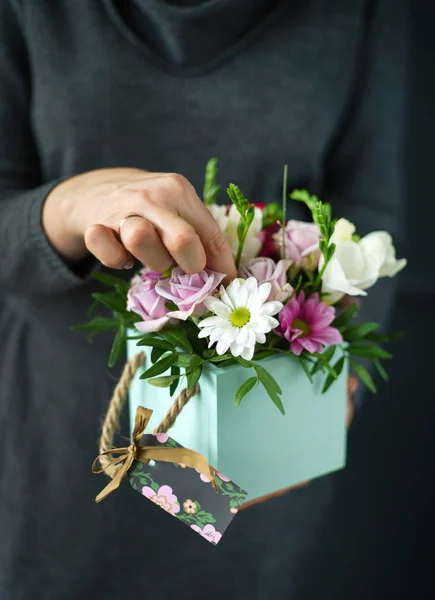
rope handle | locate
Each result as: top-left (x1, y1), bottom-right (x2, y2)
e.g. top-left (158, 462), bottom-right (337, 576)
top-left (98, 352), bottom-right (199, 479)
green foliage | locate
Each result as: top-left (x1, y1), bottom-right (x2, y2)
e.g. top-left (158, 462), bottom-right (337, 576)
top-left (109, 325), bottom-right (126, 368)
top-left (235, 377), bottom-right (257, 407)
top-left (226, 184), bottom-right (256, 268)
top-left (262, 202), bottom-right (283, 228)
top-left (350, 360), bottom-right (377, 394)
top-left (235, 358), bottom-right (285, 414)
top-left (322, 356), bottom-right (345, 393)
top-left (140, 353), bottom-right (178, 379)
top-left (203, 157), bottom-right (220, 205)
top-left (290, 188), bottom-right (337, 292)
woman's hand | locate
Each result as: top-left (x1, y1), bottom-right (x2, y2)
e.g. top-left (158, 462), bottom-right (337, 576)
top-left (42, 168), bottom-right (237, 280)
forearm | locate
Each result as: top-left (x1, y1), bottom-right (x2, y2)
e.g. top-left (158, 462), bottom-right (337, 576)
top-left (0, 182), bottom-right (98, 295)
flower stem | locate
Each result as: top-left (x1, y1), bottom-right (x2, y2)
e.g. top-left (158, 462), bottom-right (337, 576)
top-left (281, 164), bottom-right (288, 259)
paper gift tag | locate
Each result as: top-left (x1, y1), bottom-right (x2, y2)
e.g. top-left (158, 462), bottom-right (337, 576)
top-left (127, 433), bottom-right (247, 545)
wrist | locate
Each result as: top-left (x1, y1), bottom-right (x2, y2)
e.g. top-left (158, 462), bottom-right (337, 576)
top-left (42, 177), bottom-right (89, 263)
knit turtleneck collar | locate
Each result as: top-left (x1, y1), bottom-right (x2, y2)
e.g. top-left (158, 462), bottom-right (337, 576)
top-left (109, 0), bottom-right (283, 69)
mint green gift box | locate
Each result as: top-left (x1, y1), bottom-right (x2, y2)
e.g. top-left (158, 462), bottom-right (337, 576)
top-left (127, 340), bottom-right (348, 504)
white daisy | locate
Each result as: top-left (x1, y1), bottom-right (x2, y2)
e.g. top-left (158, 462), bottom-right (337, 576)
top-left (198, 277), bottom-right (283, 361)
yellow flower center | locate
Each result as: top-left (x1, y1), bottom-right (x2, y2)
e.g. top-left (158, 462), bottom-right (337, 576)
top-left (292, 318), bottom-right (310, 337)
top-left (229, 307), bottom-right (251, 328)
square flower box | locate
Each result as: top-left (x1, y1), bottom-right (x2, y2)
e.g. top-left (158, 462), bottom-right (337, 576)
top-left (127, 341), bottom-right (348, 504)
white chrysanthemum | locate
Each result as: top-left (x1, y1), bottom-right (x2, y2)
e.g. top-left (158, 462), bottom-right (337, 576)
top-left (198, 277), bottom-right (283, 361)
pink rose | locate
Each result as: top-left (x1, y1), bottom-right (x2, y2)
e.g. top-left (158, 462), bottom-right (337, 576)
top-left (274, 220), bottom-right (321, 271)
top-left (141, 484), bottom-right (180, 516)
top-left (156, 267), bottom-right (226, 320)
top-left (239, 257), bottom-right (293, 302)
top-left (191, 524), bottom-right (223, 545)
top-left (127, 268), bottom-right (173, 333)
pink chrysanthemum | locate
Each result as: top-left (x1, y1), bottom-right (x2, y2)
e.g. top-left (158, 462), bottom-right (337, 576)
top-left (275, 291), bottom-right (343, 356)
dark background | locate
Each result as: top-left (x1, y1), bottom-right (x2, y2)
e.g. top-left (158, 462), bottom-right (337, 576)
top-left (302, 2), bottom-right (435, 598)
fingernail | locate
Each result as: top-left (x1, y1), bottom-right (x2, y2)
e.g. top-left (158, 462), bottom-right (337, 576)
top-left (123, 258), bottom-right (134, 270)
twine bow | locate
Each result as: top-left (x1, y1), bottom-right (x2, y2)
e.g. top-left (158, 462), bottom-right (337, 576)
top-left (93, 406), bottom-right (217, 502)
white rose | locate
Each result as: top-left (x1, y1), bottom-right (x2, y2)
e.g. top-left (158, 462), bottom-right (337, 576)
top-left (358, 231), bottom-right (407, 277)
top-left (207, 203), bottom-right (263, 262)
top-left (207, 204), bottom-right (229, 232)
top-left (321, 222), bottom-right (406, 303)
top-left (330, 218), bottom-right (356, 245)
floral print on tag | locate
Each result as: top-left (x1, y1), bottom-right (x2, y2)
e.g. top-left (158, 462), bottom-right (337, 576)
top-left (127, 434), bottom-right (247, 545)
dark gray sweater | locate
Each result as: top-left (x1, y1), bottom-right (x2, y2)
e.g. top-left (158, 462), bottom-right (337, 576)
top-left (0, 1), bottom-right (407, 599)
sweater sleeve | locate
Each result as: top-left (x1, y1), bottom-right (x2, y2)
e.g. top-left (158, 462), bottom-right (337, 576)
top-left (323, 0), bottom-right (408, 333)
top-left (0, 0), bottom-right (97, 295)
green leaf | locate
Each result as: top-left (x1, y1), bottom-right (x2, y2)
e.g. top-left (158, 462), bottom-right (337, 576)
top-left (321, 345), bottom-right (337, 363)
top-left (290, 189), bottom-right (318, 214)
top-left (203, 157), bottom-right (220, 206)
top-left (72, 316), bottom-right (119, 332)
top-left (136, 338), bottom-right (174, 351)
top-left (186, 366), bottom-right (202, 391)
top-left (351, 360), bottom-right (377, 394)
top-left (148, 375), bottom-right (181, 388)
top-left (327, 242), bottom-right (336, 260)
top-left (299, 357), bottom-right (313, 384)
top-left (310, 357), bottom-right (324, 376)
top-left (234, 377), bottom-right (257, 407)
top-left (311, 352), bottom-right (338, 379)
top-left (151, 346), bottom-right (165, 363)
top-left (164, 301), bottom-right (179, 311)
top-left (92, 272), bottom-right (130, 292)
top-left (237, 216), bottom-right (245, 243)
top-left (373, 359), bottom-right (389, 382)
top-left (227, 183), bottom-right (249, 215)
top-left (91, 292), bottom-right (126, 314)
top-left (366, 330), bottom-right (404, 343)
top-left (322, 356), bottom-right (345, 393)
top-left (189, 355), bottom-right (203, 369)
top-left (175, 354), bottom-right (191, 368)
top-left (245, 204), bottom-right (255, 228)
top-left (140, 353), bottom-right (178, 379)
top-left (332, 302), bottom-right (359, 329)
top-left (170, 366), bottom-right (180, 396)
top-left (349, 345), bottom-right (392, 360)
top-left (258, 377), bottom-right (285, 415)
top-left (235, 356), bottom-right (253, 369)
top-left (252, 350), bottom-right (278, 361)
top-left (253, 364), bottom-right (284, 415)
top-left (262, 202), bottom-right (283, 229)
top-left (253, 364), bottom-right (282, 394)
top-left (343, 322), bottom-right (380, 341)
top-left (109, 325), bottom-right (126, 368)
top-left (159, 329), bottom-right (193, 354)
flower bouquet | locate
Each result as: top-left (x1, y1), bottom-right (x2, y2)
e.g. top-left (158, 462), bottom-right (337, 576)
top-left (81, 159), bottom-right (406, 507)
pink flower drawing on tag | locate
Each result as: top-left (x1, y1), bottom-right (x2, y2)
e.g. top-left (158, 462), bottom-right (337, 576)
top-left (141, 485), bottom-right (180, 516)
top-left (191, 524), bottom-right (223, 544)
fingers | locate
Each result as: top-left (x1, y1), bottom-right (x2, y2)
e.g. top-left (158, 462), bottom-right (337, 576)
top-left (119, 216), bottom-right (173, 273)
top-left (182, 203), bottom-right (237, 281)
top-left (157, 174), bottom-right (237, 280)
top-left (114, 172), bottom-right (237, 279)
top-left (84, 224), bottom-right (133, 269)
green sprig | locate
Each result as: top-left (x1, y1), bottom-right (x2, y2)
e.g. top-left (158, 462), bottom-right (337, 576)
top-left (281, 164), bottom-right (288, 259)
top-left (227, 183), bottom-right (255, 268)
top-left (290, 189), bottom-right (337, 292)
top-left (203, 157), bottom-right (220, 205)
